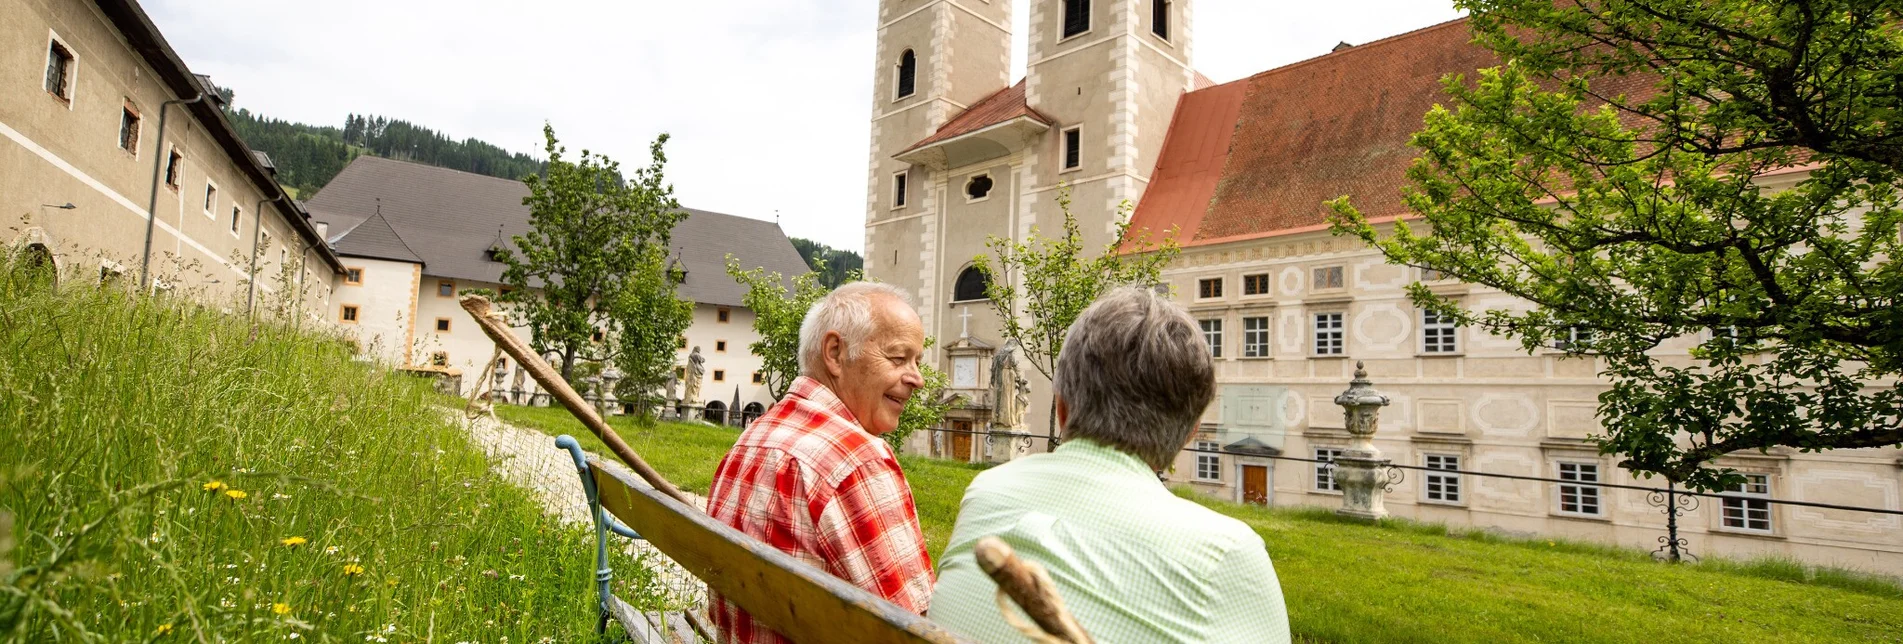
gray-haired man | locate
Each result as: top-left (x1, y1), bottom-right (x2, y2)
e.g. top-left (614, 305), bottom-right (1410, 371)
top-left (930, 287), bottom-right (1291, 643)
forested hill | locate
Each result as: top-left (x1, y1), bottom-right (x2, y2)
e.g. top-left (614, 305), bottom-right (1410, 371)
top-left (221, 93), bottom-right (541, 197)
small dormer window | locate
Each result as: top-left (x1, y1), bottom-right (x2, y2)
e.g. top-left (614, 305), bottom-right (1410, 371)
top-left (965, 174), bottom-right (993, 201)
top-left (896, 49), bottom-right (917, 99)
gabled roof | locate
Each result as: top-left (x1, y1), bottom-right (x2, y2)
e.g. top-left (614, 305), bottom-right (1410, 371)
top-left (306, 156), bottom-right (808, 306)
top-left (897, 81), bottom-right (1051, 157)
top-left (1129, 19), bottom-right (1500, 247)
top-left (330, 209), bottom-right (422, 265)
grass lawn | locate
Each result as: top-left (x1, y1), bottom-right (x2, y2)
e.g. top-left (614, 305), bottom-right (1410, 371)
top-left (499, 406), bottom-right (1903, 643)
top-left (0, 263), bottom-right (653, 641)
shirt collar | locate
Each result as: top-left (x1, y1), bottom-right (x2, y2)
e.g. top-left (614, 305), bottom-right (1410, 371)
top-left (786, 375), bottom-right (861, 427)
top-left (1054, 438), bottom-right (1161, 482)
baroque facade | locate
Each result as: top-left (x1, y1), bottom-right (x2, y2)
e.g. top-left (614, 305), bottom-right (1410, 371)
top-left (865, 4), bottom-right (1902, 574)
top-left (2, 0), bottom-right (340, 315)
top-left (307, 156), bottom-right (809, 417)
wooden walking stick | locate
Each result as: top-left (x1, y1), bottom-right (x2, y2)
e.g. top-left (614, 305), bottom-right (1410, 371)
top-left (974, 537), bottom-right (1094, 644)
top-left (459, 294), bottom-right (695, 507)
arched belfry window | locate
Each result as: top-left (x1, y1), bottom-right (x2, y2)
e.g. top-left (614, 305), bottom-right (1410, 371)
top-left (896, 50), bottom-right (917, 99)
top-left (953, 265), bottom-right (990, 302)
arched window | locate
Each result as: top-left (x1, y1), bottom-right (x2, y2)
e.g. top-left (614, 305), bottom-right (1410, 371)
top-left (953, 265), bottom-right (990, 302)
top-left (896, 50), bottom-right (917, 99)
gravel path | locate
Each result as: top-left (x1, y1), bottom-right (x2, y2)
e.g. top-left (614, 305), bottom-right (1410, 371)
top-left (458, 411), bottom-right (709, 612)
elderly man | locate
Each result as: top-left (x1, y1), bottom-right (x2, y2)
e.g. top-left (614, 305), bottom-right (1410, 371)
top-left (705, 282), bottom-right (934, 644)
top-left (931, 287), bottom-right (1291, 643)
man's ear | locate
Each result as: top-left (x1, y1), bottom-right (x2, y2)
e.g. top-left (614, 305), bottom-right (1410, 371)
top-left (821, 330), bottom-right (848, 378)
top-left (1054, 394), bottom-right (1069, 432)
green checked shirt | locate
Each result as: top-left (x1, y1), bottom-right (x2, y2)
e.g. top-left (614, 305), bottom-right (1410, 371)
top-left (930, 439), bottom-right (1291, 644)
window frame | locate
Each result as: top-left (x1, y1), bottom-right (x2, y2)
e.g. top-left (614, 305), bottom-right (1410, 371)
top-left (1312, 265), bottom-right (1345, 291)
top-left (1313, 311), bottom-right (1345, 356)
top-left (44, 33), bottom-right (76, 107)
top-left (1193, 440), bottom-right (1221, 482)
top-left (1242, 315), bottom-right (1271, 358)
top-left (1241, 273), bottom-right (1270, 296)
top-left (717, 307), bottom-right (731, 323)
top-left (894, 49), bottom-right (918, 100)
top-left (229, 205), bottom-right (242, 236)
top-left (429, 351), bottom-right (449, 368)
top-left (339, 304), bottom-right (360, 324)
top-left (435, 318), bottom-right (451, 333)
top-left (752, 371), bottom-right (764, 384)
top-left (1196, 277), bottom-right (1223, 300)
top-left (163, 147), bottom-right (183, 190)
top-left (964, 173), bottom-right (994, 202)
top-left (1718, 473), bottom-right (1775, 534)
top-left (1199, 318), bottom-right (1224, 358)
top-left (715, 340), bottom-right (728, 353)
top-left (1422, 453), bottom-right (1463, 505)
top-left (1554, 461), bottom-right (1604, 518)
top-left (713, 369), bottom-right (726, 383)
top-left (344, 267), bottom-right (364, 286)
top-left (202, 180), bottom-right (219, 219)
top-left (119, 100), bottom-right (141, 154)
top-left (1313, 447), bottom-right (1344, 493)
top-left (1060, 0), bottom-right (1092, 40)
top-left (892, 170), bottom-right (909, 209)
top-left (1061, 126), bottom-right (1082, 172)
top-left (436, 280), bottom-right (456, 298)
top-left (1152, 0), bottom-right (1171, 41)
top-left (952, 265), bottom-right (991, 303)
top-left (1420, 308), bottom-right (1460, 355)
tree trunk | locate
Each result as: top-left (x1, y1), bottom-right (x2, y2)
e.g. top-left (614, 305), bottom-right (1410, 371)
top-left (560, 345), bottom-right (576, 382)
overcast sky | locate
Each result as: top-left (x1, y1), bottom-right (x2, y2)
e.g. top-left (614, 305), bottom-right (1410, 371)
top-left (146, 0), bottom-right (1462, 252)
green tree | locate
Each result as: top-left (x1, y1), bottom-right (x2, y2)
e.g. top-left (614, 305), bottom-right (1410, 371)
top-left (789, 237), bottom-right (865, 289)
top-left (1327, 0), bottom-right (1903, 490)
top-left (497, 125), bottom-right (690, 384)
top-left (975, 185), bottom-right (1180, 449)
top-left (726, 255), bottom-right (842, 399)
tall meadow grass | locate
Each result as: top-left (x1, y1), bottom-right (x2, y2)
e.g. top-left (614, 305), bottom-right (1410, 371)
top-left (0, 259), bottom-right (657, 641)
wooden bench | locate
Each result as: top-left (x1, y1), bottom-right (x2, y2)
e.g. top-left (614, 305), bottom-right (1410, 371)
top-left (555, 435), bottom-right (973, 644)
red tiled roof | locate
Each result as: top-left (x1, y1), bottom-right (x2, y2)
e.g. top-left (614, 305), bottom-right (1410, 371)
top-left (899, 81), bottom-right (1051, 155)
top-left (1130, 19), bottom-right (1501, 247)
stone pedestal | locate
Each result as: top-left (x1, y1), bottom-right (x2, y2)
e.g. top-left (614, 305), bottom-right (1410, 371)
top-left (1333, 361), bottom-right (1392, 522)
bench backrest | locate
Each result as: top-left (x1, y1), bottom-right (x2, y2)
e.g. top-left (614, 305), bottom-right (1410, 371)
top-left (590, 461), bottom-right (974, 644)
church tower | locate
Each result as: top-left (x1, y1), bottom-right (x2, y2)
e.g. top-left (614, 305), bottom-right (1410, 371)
top-left (863, 0), bottom-right (1013, 325)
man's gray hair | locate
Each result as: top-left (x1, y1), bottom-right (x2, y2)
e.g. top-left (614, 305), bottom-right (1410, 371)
top-left (798, 281), bottom-right (915, 375)
top-left (1054, 286), bottom-right (1215, 470)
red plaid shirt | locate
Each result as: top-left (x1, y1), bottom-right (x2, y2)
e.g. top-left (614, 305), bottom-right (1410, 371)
top-left (705, 376), bottom-right (934, 644)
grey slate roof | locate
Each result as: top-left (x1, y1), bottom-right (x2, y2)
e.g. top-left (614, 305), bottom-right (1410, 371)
top-left (307, 156), bottom-right (809, 306)
top-left (328, 210), bottom-right (423, 264)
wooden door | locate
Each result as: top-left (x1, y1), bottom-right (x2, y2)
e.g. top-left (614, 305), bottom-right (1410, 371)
top-left (950, 421), bottom-right (973, 461)
top-left (1242, 465), bottom-right (1269, 505)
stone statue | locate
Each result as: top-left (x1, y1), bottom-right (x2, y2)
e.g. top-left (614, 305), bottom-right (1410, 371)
top-left (510, 365), bottom-right (527, 404)
top-left (664, 372), bottom-right (680, 403)
top-left (989, 338), bottom-right (1028, 431)
top-left (682, 346), bottom-right (706, 407)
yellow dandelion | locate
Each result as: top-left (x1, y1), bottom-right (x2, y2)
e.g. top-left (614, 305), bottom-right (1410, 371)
top-left (385, 577), bottom-right (399, 588)
top-left (342, 563), bottom-right (364, 577)
top-left (280, 536), bottom-right (307, 547)
top-left (155, 623), bottom-right (174, 636)
top-left (223, 489), bottom-right (247, 500)
top-left (202, 480), bottom-right (226, 492)
top-left (272, 603), bottom-right (291, 615)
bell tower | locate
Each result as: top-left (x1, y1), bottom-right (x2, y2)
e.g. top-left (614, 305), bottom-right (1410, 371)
top-left (862, 0), bottom-right (1013, 325)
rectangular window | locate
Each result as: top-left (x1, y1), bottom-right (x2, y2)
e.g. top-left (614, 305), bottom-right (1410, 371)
top-left (893, 171), bottom-right (908, 208)
top-left (429, 351), bottom-right (449, 367)
top-left (713, 369), bottom-right (726, 382)
top-left (752, 371), bottom-right (764, 384)
top-left (339, 305), bottom-right (359, 323)
top-left (1313, 266), bottom-right (1344, 290)
top-left (45, 39), bottom-right (74, 101)
top-left (204, 182), bottom-right (218, 215)
top-left (344, 268), bottom-right (364, 285)
top-left (1313, 312), bottom-right (1344, 355)
top-left (1194, 440), bottom-right (1220, 481)
top-left (1152, 0), bottom-right (1170, 39)
top-left (1242, 316), bottom-right (1271, 357)
top-left (1422, 309), bottom-right (1459, 354)
top-left (1197, 277), bottom-right (1222, 299)
top-left (1557, 462), bottom-right (1602, 516)
top-left (164, 149), bottom-right (183, 189)
top-left (1424, 454), bottom-right (1461, 504)
top-left (119, 102), bottom-right (140, 153)
top-left (1199, 319), bottom-right (1223, 358)
top-left (435, 318), bottom-right (451, 332)
top-left (1062, 127), bottom-right (1082, 170)
top-left (1554, 326), bottom-right (1594, 351)
top-left (437, 280), bottom-right (455, 297)
top-left (717, 307), bottom-right (731, 323)
top-left (716, 340), bottom-right (728, 352)
top-left (1242, 273), bottom-right (1269, 295)
top-left (1721, 473), bottom-right (1773, 533)
top-left (230, 206), bottom-right (242, 234)
top-left (1062, 0), bottom-right (1090, 38)
top-left (1314, 448), bottom-right (1343, 492)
